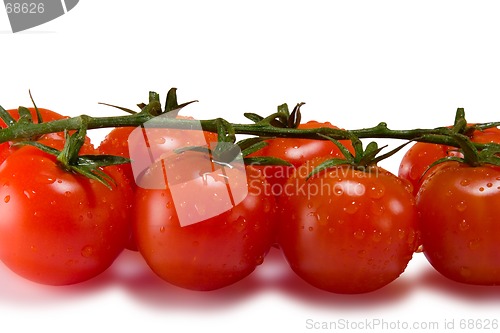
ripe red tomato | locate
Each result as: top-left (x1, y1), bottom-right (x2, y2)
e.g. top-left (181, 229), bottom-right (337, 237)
top-left (133, 150), bottom-right (276, 291)
top-left (0, 107), bottom-right (68, 164)
top-left (98, 123), bottom-right (218, 250)
top-left (250, 121), bottom-right (354, 193)
top-left (0, 144), bottom-right (132, 285)
top-left (399, 126), bottom-right (500, 195)
top-left (277, 158), bottom-right (419, 294)
top-left (416, 161), bottom-right (500, 285)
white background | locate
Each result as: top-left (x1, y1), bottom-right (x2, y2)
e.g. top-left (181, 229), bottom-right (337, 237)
top-left (1, 1), bottom-right (500, 332)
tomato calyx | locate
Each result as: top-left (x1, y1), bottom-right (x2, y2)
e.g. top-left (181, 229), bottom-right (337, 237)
top-left (307, 132), bottom-right (414, 179)
top-left (16, 128), bottom-right (129, 189)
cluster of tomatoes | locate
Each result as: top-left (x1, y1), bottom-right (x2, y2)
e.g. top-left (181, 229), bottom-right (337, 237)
top-left (0, 107), bottom-right (499, 294)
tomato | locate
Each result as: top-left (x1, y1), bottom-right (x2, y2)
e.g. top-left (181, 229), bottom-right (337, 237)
top-left (277, 158), bottom-right (419, 294)
top-left (98, 123), bottom-right (218, 250)
top-left (250, 121), bottom-right (354, 193)
top-left (0, 107), bottom-right (68, 164)
top-left (0, 144), bottom-right (132, 285)
top-left (416, 161), bottom-right (500, 285)
top-left (134, 150), bottom-right (276, 291)
top-left (399, 126), bottom-right (500, 195)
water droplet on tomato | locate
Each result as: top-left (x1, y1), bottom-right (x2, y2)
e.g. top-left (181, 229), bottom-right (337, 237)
top-left (398, 229), bottom-right (406, 240)
top-left (487, 182), bottom-right (493, 188)
top-left (369, 185), bottom-right (385, 199)
top-left (328, 227), bottom-right (335, 234)
top-left (81, 245), bottom-right (94, 258)
top-left (307, 202), bottom-right (313, 209)
top-left (354, 230), bottom-right (365, 240)
top-left (460, 266), bottom-right (472, 278)
top-left (308, 226), bottom-right (314, 232)
top-left (456, 201), bottom-right (467, 212)
top-left (372, 231), bottom-right (383, 242)
top-left (64, 191), bottom-right (72, 197)
top-left (255, 255), bottom-right (264, 265)
top-left (3, 195), bottom-right (10, 203)
top-left (460, 179), bottom-right (470, 187)
top-left (159, 226), bottom-right (165, 233)
top-left (235, 216), bottom-right (247, 232)
top-left (344, 201), bottom-right (358, 214)
top-left (479, 187), bottom-right (485, 192)
top-left (459, 219), bottom-right (470, 231)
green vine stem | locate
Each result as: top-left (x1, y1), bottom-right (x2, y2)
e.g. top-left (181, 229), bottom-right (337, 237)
top-left (1, 89), bottom-right (500, 164)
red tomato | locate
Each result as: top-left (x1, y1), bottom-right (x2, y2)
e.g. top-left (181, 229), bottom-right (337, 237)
top-left (98, 123), bottom-right (218, 251)
top-left (399, 126), bottom-right (500, 195)
top-left (277, 158), bottom-right (419, 294)
top-left (416, 161), bottom-right (500, 285)
top-left (0, 144), bottom-right (132, 285)
top-left (0, 107), bottom-right (68, 164)
top-left (134, 150), bottom-right (276, 291)
top-left (250, 121), bottom-right (354, 193)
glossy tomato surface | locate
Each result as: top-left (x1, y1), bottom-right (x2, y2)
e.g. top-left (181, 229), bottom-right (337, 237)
top-left (417, 162), bottom-right (500, 285)
top-left (399, 126), bottom-right (500, 195)
top-left (0, 145), bottom-right (131, 285)
top-left (250, 121), bottom-right (353, 192)
top-left (277, 158), bottom-right (419, 294)
top-left (134, 150), bottom-right (276, 291)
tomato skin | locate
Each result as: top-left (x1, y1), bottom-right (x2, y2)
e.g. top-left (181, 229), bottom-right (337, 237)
top-left (134, 151), bottom-right (276, 291)
top-left (0, 145), bottom-right (131, 285)
top-left (277, 158), bottom-right (419, 294)
top-left (98, 124), bottom-right (218, 251)
top-left (416, 162), bottom-right (500, 285)
top-left (0, 108), bottom-right (68, 164)
top-left (251, 121), bottom-right (353, 191)
top-left (399, 126), bottom-right (500, 195)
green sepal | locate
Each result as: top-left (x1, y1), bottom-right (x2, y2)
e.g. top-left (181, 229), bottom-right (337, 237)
top-left (237, 137), bottom-right (269, 157)
top-left (307, 158), bottom-right (352, 180)
top-left (317, 133), bottom-right (355, 163)
top-left (98, 102), bottom-right (138, 115)
top-left (0, 105), bottom-right (16, 127)
top-left (29, 90), bottom-right (43, 124)
top-left (17, 106), bottom-right (33, 124)
top-left (243, 113), bottom-right (264, 123)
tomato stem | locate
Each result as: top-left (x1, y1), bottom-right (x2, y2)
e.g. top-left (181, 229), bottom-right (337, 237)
top-left (1, 89), bottom-right (500, 168)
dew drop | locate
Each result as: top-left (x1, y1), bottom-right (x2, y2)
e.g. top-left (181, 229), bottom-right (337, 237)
top-left (369, 185), bottom-right (385, 199)
top-left (460, 179), bottom-right (470, 187)
top-left (328, 227), bottom-right (335, 234)
top-left (308, 226), bottom-right (314, 232)
top-left (64, 191), bottom-right (72, 197)
top-left (166, 201), bottom-right (173, 209)
top-left (398, 229), bottom-right (406, 240)
top-left (3, 195), bottom-right (10, 203)
top-left (255, 256), bottom-right (264, 265)
top-left (354, 230), bottom-right (365, 240)
top-left (372, 231), bottom-right (383, 242)
top-left (487, 182), bottom-right (493, 188)
top-left (159, 226), bottom-right (165, 233)
top-left (344, 201), bottom-right (359, 215)
top-left (456, 201), bottom-right (467, 212)
top-left (460, 266), bottom-right (472, 278)
top-left (459, 219), bottom-right (470, 231)
top-left (479, 187), bottom-right (485, 192)
top-left (81, 245), bottom-right (94, 258)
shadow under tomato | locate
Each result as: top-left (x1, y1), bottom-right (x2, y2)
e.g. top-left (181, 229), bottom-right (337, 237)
top-left (116, 247), bottom-right (416, 311)
top-left (416, 264), bottom-right (500, 303)
top-left (0, 259), bottom-right (118, 305)
top-left (111, 250), bottom-right (266, 311)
